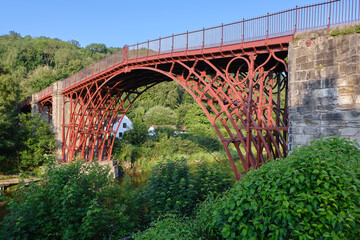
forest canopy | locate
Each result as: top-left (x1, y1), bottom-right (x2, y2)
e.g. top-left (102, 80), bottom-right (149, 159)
top-left (0, 31), bottom-right (120, 100)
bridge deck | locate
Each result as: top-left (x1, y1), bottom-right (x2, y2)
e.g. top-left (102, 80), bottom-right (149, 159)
top-left (36, 0), bottom-right (359, 101)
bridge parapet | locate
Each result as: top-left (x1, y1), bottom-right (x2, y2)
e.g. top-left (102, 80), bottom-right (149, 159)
top-left (289, 23), bottom-right (360, 149)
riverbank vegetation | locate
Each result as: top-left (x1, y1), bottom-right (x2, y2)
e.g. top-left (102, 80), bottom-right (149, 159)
top-left (1, 137), bottom-right (359, 239)
top-left (0, 158), bottom-right (234, 239)
top-left (137, 137), bottom-right (360, 240)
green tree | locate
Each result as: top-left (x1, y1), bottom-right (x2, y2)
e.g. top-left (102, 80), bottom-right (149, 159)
top-left (18, 113), bottom-right (56, 171)
top-left (26, 65), bottom-right (58, 93)
top-left (0, 75), bottom-right (20, 172)
top-left (123, 121), bottom-right (148, 146)
top-left (0, 32), bottom-right (116, 99)
top-left (86, 43), bottom-right (107, 55)
top-left (144, 105), bottom-right (178, 126)
top-left (183, 103), bottom-right (211, 136)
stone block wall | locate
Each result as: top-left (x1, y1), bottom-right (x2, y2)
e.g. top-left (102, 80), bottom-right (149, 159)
top-left (288, 24), bottom-right (360, 150)
top-left (52, 81), bottom-right (64, 162)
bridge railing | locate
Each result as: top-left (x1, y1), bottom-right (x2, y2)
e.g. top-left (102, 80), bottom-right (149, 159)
top-left (37, 85), bottom-right (54, 100)
top-left (126, 0), bottom-right (359, 58)
top-left (37, 0), bottom-right (359, 99)
top-left (62, 49), bottom-right (124, 90)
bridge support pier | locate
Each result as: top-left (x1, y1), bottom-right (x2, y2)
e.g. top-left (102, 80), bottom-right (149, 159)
top-left (31, 94), bottom-right (39, 114)
top-left (288, 23), bottom-right (360, 150)
top-left (52, 81), bottom-right (64, 163)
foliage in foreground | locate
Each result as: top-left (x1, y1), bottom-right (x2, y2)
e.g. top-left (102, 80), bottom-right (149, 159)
top-left (0, 111), bottom-right (56, 173)
top-left (136, 214), bottom-right (196, 240)
top-left (146, 157), bottom-right (233, 219)
top-left (138, 137), bottom-right (360, 240)
top-left (0, 162), bottom-right (131, 240)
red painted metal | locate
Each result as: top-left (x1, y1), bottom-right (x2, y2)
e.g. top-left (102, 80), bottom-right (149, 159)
top-left (38, 98), bottom-right (53, 123)
top-left (32, 0), bottom-right (360, 178)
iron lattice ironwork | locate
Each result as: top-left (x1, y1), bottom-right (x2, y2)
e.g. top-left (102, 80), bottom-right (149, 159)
top-left (58, 48), bottom-right (288, 180)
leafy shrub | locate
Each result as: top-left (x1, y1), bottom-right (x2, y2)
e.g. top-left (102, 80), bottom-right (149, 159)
top-left (123, 121), bottom-right (148, 146)
top-left (193, 193), bottom-right (223, 239)
top-left (145, 158), bottom-right (234, 221)
top-left (120, 176), bottom-right (151, 230)
top-left (18, 113), bottom-right (56, 171)
top-left (152, 135), bottom-right (201, 156)
top-left (144, 105), bottom-right (178, 126)
top-left (196, 137), bottom-right (360, 239)
top-left (179, 133), bottom-right (221, 152)
top-left (193, 161), bottom-right (234, 202)
top-left (146, 157), bottom-right (197, 218)
top-left (135, 214), bottom-right (195, 240)
top-left (0, 162), bottom-right (132, 240)
top-left (154, 126), bottom-right (176, 139)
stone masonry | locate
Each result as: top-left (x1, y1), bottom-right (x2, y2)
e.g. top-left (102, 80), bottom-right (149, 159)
top-left (288, 23), bottom-right (360, 150)
top-left (52, 81), bottom-right (64, 162)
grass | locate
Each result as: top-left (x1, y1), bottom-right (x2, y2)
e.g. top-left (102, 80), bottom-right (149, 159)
top-left (314, 64), bottom-right (324, 70)
top-left (291, 36), bottom-right (300, 43)
top-left (330, 24), bottom-right (360, 36)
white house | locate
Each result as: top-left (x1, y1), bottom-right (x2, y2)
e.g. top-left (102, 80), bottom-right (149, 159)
top-left (112, 115), bottom-right (133, 138)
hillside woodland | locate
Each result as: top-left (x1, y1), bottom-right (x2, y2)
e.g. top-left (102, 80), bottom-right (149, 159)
top-left (0, 31), bottom-right (222, 173)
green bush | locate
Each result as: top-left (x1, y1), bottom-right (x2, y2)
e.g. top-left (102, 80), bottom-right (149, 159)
top-left (146, 157), bottom-right (197, 218)
top-left (145, 158), bottom-right (234, 221)
top-left (0, 162), bottom-right (132, 240)
top-left (120, 176), bottom-right (151, 231)
top-left (123, 121), bottom-right (148, 146)
top-left (179, 133), bottom-right (221, 152)
top-left (18, 113), bottom-right (56, 171)
top-left (152, 135), bottom-right (202, 156)
top-left (135, 214), bottom-right (195, 240)
top-left (144, 105), bottom-right (178, 126)
top-left (193, 161), bottom-right (234, 202)
top-left (154, 126), bottom-right (176, 139)
top-left (196, 137), bottom-right (360, 239)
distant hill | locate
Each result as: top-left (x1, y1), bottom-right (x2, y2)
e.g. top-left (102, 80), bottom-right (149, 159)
top-left (0, 31), bottom-right (120, 100)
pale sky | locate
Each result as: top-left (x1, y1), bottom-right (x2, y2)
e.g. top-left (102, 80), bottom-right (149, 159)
top-left (1, 0), bottom-right (326, 48)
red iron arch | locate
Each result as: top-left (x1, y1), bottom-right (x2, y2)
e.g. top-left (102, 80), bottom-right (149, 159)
top-left (62, 49), bottom-right (288, 180)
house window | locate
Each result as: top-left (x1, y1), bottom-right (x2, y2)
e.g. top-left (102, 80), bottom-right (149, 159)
top-left (123, 123), bottom-right (127, 128)
top-left (119, 132), bottom-right (123, 137)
